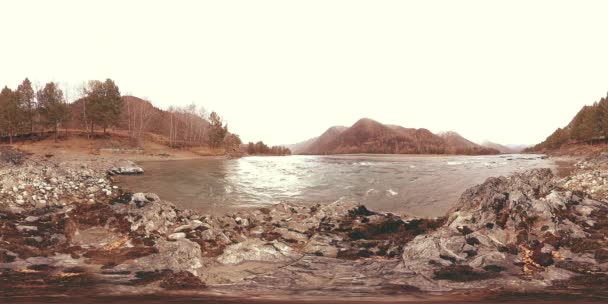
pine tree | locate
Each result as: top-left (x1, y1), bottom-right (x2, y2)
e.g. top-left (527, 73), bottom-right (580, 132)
top-left (16, 78), bottom-right (35, 133)
top-left (85, 79), bottom-right (122, 134)
top-left (208, 111), bottom-right (227, 147)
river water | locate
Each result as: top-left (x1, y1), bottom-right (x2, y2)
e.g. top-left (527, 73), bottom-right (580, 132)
top-left (116, 154), bottom-right (554, 218)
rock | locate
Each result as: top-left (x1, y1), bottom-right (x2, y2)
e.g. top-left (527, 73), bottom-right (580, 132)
top-left (108, 160), bottom-right (144, 175)
top-left (168, 232), bottom-right (187, 241)
top-left (16, 225), bottom-right (38, 232)
top-left (402, 168), bottom-right (608, 285)
top-left (302, 234), bottom-right (339, 257)
top-left (217, 239), bottom-right (299, 265)
top-left (174, 220), bottom-right (203, 232)
top-left (111, 192), bottom-right (177, 234)
top-left (273, 227), bottom-right (309, 243)
top-left (120, 239), bottom-right (203, 275)
top-left (160, 271), bottom-right (206, 290)
top-left (24, 216), bottom-right (39, 222)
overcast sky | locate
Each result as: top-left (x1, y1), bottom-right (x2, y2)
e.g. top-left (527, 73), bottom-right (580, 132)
top-left (2, 1), bottom-right (608, 146)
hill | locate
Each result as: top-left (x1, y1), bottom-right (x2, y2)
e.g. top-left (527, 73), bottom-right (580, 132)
top-left (68, 96), bottom-right (215, 148)
top-left (481, 141), bottom-right (526, 154)
top-left (298, 118), bottom-right (499, 155)
top-left (528, 92), bottom-right (608, 153)
top-left (287, 136), bottom-right (321, 154)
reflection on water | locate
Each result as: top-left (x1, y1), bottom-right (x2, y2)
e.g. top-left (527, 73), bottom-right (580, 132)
top-left (116, 154), bottom-right (554, 217)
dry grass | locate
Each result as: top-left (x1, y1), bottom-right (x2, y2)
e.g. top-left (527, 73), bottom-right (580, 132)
top-left (12, 129), bottom-right (225, 162)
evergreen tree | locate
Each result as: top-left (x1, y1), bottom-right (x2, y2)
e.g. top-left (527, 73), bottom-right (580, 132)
top-left (570, 105), bottom-right (598, 141)
top-left (16, 78), bottom-right (35, 133)
top-left (208, 111), bottom-right (227, 147)
top-left (86, 79), bottom-right (122, 134)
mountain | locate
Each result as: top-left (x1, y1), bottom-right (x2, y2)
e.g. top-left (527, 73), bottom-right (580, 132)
top-left (481, 141), bottom-right (526, 154)
top-left (298, 118), bottom-right (499, 155)
top-left (438, 131), bottom-right (479, 154)
top-left (286, 136), bottom-right (319, 154)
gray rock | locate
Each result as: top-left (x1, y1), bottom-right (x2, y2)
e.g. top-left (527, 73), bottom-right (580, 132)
top-left (16, 225), bottom-right (38, 232)
top-left (168, 232), bottom-right (187, 241)
top-left (217, 239), bottom-right (298, 265)
top-left (108, 160), bottom-right (144, 175)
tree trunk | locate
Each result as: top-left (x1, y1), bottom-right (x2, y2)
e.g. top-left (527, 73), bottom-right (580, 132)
top-left (54, 124), bottom-right (58, 142)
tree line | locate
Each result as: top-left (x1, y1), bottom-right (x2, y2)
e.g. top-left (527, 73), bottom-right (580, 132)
top-left (0, 78), bottom-right (70, 143)
top-left (247, 141), bottom-right (291, 155)
top-left (0, 78), bottom-right (240, 152)
top-left (530, 92), bottom-right (608, 151)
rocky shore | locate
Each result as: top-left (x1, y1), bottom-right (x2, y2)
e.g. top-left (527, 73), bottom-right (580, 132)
top-left (0, 146), bottom-right (607, 302)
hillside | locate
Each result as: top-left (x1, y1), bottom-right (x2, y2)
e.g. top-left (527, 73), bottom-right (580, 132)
top-left (528, 93), bottom-right (608, 153)
top-left (68, 95), bottom-right (214, 148)
top-left (287, 136), bottom-right (320, 154)
top-left (481, 141), bottom-right (526, 154)
top-left (298, 118), bottom-right (499, 155)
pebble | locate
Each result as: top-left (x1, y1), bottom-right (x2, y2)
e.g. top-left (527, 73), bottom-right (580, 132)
top-left (25, 216), bottom-right (39, 222)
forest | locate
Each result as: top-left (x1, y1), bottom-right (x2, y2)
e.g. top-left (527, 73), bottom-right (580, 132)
top-left (529, 93), bottom-right (608, 151)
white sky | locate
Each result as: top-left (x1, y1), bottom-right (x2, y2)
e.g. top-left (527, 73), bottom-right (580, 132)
top-left (1, 1), bottom-right (608, 146)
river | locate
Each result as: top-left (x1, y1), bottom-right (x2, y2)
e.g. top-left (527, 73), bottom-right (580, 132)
top-left (116, 154), bottom-right (554, 218)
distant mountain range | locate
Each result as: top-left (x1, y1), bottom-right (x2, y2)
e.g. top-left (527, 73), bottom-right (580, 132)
top-left (288, 118), bottom-right (502, 155)
top-left (480, 141), bottom-right (527, 154)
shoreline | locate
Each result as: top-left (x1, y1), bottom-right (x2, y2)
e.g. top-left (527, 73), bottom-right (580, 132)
top-left (1, 146), bottom-right (607, 302)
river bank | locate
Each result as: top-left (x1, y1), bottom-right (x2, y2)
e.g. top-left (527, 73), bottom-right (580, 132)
top-left (0, 146), bottom-right (607, 302)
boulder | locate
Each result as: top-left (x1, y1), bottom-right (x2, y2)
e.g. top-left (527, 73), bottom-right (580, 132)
top-left (217, 239), bottom-right (299, 265)
top-left (107, 160), bottom-right (144, 175)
